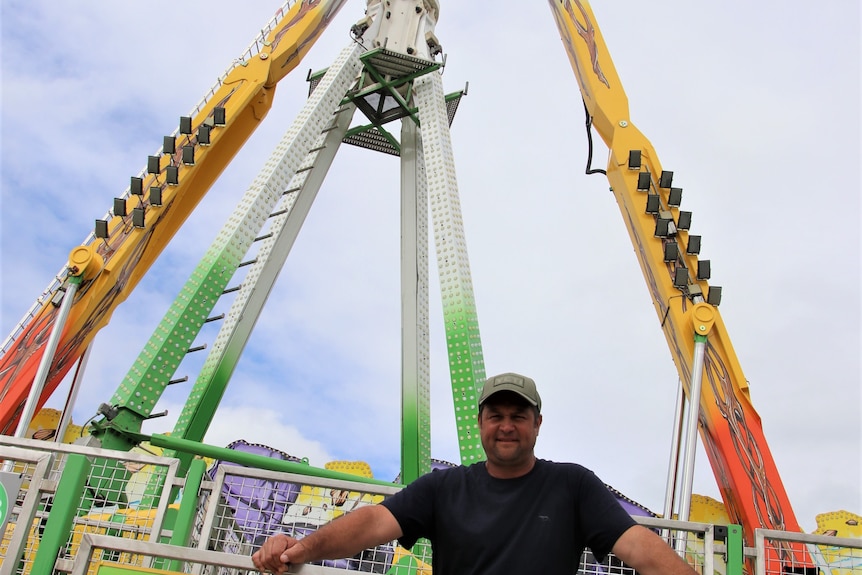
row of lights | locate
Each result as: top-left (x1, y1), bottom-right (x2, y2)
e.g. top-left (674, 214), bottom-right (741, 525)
top-left (94, 108), bottom-right (227, 239)
top-left (628, 150), bottom-right (721, 307)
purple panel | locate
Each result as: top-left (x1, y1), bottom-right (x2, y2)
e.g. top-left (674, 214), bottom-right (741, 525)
top-left (210, 440), bottom-right (303, 545)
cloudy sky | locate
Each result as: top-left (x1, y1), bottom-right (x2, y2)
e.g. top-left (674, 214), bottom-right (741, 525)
top-left (1, 1), bottom-right (859, 533)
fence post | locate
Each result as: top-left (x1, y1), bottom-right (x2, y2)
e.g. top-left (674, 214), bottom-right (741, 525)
top-left (726, 524), bottom-right (744, 575)
top-left (31, 453), bottom-right (91, 573)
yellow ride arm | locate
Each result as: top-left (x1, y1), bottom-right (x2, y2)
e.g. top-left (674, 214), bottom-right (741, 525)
top-left (548, 0), bottom-right (805, 553)
top-left (0, 0), bottom-right (349, 434)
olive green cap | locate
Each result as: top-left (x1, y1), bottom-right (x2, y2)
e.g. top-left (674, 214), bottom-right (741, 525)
top-left (479, 372), bottom-right (541, 412)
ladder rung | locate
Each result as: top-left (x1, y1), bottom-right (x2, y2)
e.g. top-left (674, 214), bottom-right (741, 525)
top-left (222, 285), bottom-right (241, 294)
top-left (187, 345), bottom-right (206, 354)
top-left (238, 258), bottom-right (257, 268)
top-left (168, 376), bottom-right (189, 386)
top-left (270, 208), bottom-right (289, 218)
top-left (204, 314), bottom-right (225, 323)
top-left (253, 233), bottom-right (273, 242)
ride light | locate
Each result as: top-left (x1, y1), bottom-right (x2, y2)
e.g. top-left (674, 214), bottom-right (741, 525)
top-left (130, 177), bottom-right (143, 196)
top-left (697, 260), bottom-right (711, 280)
top-left (166, 166), bottom-right (179, 185)
top-left (149, 187), bottom-right (163, 206)
top-left (95, 219), bottom-right (109, 239)
top-left (646, 194), bottom-right (660, 214)
top-left (180, 116), bottom-right (193, 135)
top-left (213, 107), bottom-right (226, 126)
top-left (197, 125), bottom-right (211, 145)
top-left (628, 150), bottom-right (641, 169)
top-left (673, 267), bottom-right (689, 288)
top-left (686, 235), bottom-right (702, 255)
top-left (113, 198), bottom-right (127, 217)
top-left (182, 146), bottom-right (195, 165)
top-left (707, 286), bottom-right (722, 306)
top-left (132, 207), bottom-right (145, 228)
top-left (677, 211), bottom-right (692, 230)
top-left (664, 242), bottom-right (679, 262)
top-left (668, 187), bottom-right (683, 207)
top-left (147, 156), bottom-right (160, 174)
top-left (659, 171), bottom-right (673, 188)
top-left (637, 172), bottom-right (651, 191)
top-left (163, 135), bottom-right (176, 155)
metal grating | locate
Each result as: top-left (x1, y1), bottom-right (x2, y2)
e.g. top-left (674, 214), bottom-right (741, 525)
top-left (343, 128), bottom-right (400, 156)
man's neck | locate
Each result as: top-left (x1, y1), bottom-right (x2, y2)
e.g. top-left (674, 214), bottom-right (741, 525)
top-left (484, 456), bottom-right (537, 479)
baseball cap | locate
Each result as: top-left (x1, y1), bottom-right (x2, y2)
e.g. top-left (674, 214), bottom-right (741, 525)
top-left (479, 372), bottom-right (541, 412)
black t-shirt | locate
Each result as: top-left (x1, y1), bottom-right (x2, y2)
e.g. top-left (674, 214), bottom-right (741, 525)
top-left (380, 459), bottom-right (636, 575)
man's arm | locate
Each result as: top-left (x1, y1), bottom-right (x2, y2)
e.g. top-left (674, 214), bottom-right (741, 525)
top-left (251, 504), bottom-right (403, 574)
top-left (611, 525), bottom-right (699, 575)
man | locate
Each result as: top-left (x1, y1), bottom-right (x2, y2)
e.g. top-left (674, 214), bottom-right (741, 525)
top-left (253, 372), bottom-right (698, 574)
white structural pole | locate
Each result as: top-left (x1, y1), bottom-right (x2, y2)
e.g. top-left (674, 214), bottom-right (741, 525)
top-left (677, 336), bottom-right (708, 523)
top-left (400, 118), bottom-right (432, 481)
top-left (14, 276), bottom-right (82, 439)
top-left (662, 380), bottom-right (685, 533)
top-left (55, 343), bottom-right (93, 443)
top-left (414, 70), bottom-right (487, 463)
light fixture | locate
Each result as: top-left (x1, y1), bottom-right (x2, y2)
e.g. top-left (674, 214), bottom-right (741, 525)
top-left (147, 156), bottom-right (160, 175)
top-left (197, 125), bottom-right (211, 145)
top-left (697, 260), bottom-right (711, 280)
top-left (113, 198), bottom-right (127, 217)
top-left (132, 207), bottom-right (145, 228)
top-left (677, 211), bottom-right (692, 230)
top-left (213, 107), bottom-right (226, 126)
top-left (659, 171), bottom-right (673, 188)
top-left (182, 146), bottom-right (195, 165)
top-left (673, 267), bottom-right (689, 288)
top-left (664, 241), bottom-right (679, 262)
top-left (707, 286), bottom-right (722, 306)
top-left (637, 172), bottom-right (651, 191)
top-left (150, 187), bottom-right (163, 206)
top-left (668, 187), bottom-right (682, 207)
top-left (646, 194), bottom-right (660, 213)
top-left (180, 116), bottom-right (193, 135)
top-left (166, 166), bottom-right (178, 185)
top-left (95, 219), bottom-right (108, 239)
top-left (163, 136), bottom-right (176, 155)
top-left (628, 150), bottom-right (641, 169)
top-left (686, 235), bottom-right (702, 255)
top-left (130, 177), bottom-right (143, 196)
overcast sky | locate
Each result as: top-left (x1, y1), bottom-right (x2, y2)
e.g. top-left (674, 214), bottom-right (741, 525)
top-left (1, 1), bottom-right (859, 533)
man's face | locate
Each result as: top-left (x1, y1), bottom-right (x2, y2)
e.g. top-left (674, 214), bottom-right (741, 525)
top-left (478, 393), bottom-right (542, 476)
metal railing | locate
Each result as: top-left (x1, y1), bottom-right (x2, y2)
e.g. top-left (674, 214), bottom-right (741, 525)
top-left (3, 435), bottom-right (860, 575)
top-left (756, 528), bottom-right (862, 575)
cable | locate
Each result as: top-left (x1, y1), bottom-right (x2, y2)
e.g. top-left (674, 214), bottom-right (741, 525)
top-left (583, 99), bottom-right (607, 176)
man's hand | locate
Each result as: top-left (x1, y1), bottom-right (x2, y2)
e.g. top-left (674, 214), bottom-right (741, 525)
top-left (251, 534), bottom-right (308, 574)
